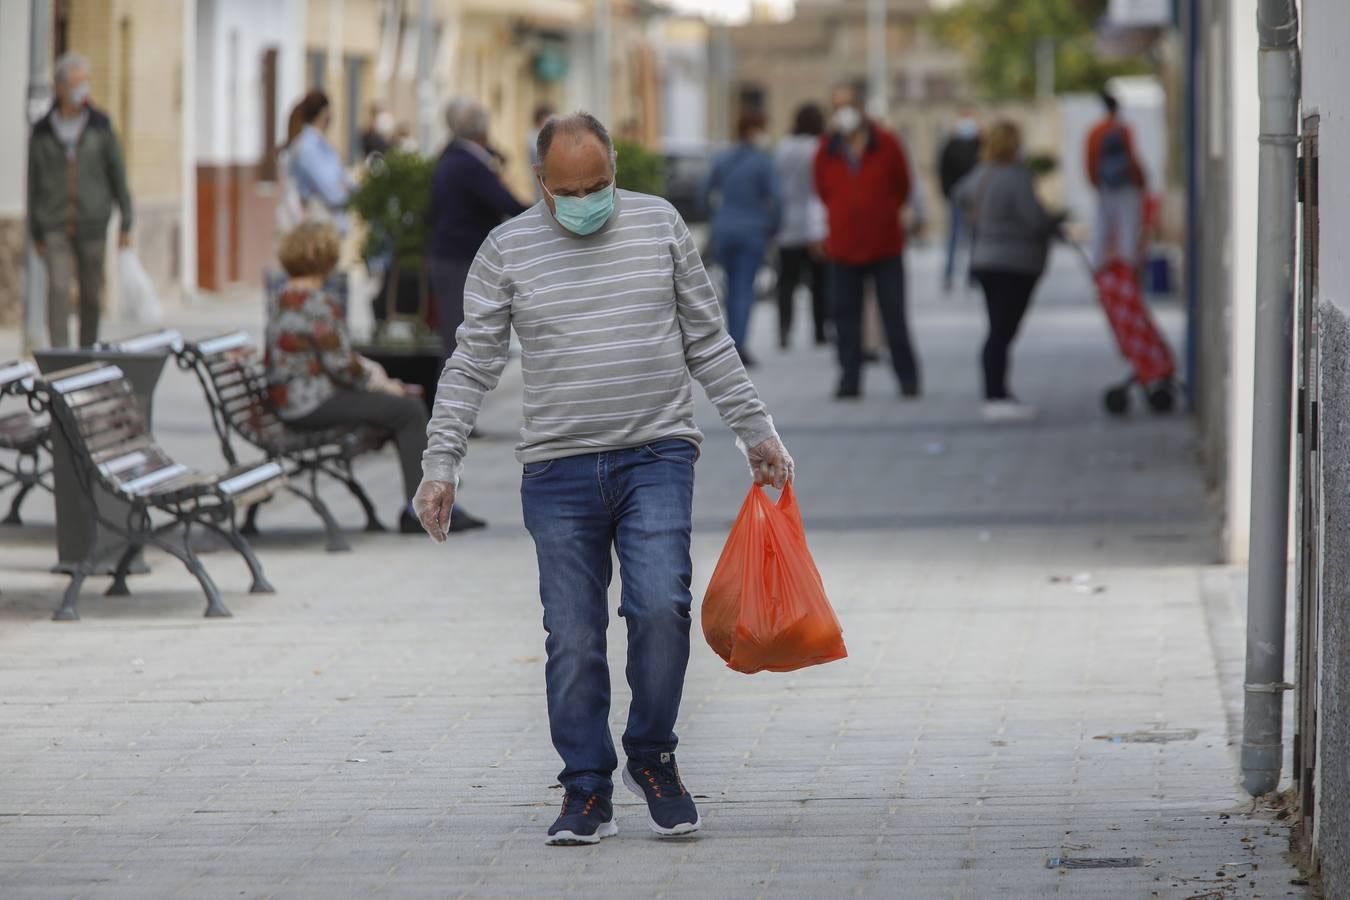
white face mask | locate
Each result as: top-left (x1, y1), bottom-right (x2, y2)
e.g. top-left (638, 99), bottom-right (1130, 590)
top-left (375, 111), bottom-right (396, 138)
top-left (68, 83), bottom-right (90, 107)
top-left (832, 106), bottom-right (862, 135)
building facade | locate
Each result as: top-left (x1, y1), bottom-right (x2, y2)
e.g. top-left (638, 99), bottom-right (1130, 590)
top-left (0, 2), bottom-right (33, 327)
top-left (0, 0), bottom-right (670, 313)
top-left (1294, 0), bottom-right (1349, 893)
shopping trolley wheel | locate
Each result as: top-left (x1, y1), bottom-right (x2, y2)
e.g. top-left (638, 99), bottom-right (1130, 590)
top-left (1146, 381), bottom-right (1176, 414)
top-left (1104, 385), bottom-right (1131, 416)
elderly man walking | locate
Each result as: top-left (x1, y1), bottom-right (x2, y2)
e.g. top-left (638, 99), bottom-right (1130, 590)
top-left (27, 53), bottom-right (134, 348)
top-left (415, 113), bottom-right (793, 845)
top-left (428, 99), bottom-right (528, 360)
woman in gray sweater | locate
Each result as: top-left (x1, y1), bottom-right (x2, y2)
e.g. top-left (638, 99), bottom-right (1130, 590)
top-left (954, 121), bottom-right (1065, 422)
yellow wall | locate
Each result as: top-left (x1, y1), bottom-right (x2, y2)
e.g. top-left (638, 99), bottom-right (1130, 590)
top-left (67, 0), bottom-right (184, 202)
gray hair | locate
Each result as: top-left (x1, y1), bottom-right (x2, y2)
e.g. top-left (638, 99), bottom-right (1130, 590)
top-left (54, 53), bottom-right (89, 87)
top-left (444, 98), bottom-right (488, 142)
top-left (535, 112), bottom-right (617, 176)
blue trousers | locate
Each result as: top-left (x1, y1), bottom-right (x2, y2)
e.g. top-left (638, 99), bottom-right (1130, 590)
top-left (714, 236), bottom-right (767, 350)
top-left (520, 439), bottom-right (698, 796)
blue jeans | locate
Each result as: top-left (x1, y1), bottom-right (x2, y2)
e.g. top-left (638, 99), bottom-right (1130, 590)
top-left (520, 439), bottom-right (698, 796)
top-left (714, 236), bottom-right (767, 350)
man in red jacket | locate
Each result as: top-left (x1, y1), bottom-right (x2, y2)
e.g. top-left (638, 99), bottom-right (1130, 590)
top-left (813, 84), bottom-right (921, 399)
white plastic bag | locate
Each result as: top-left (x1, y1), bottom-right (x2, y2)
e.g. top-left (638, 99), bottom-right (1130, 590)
top-left (118, 248), bottom-right (162, 325)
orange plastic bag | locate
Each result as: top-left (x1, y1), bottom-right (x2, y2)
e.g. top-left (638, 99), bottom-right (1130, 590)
top-left (702, 483), bottom-right (847, 674)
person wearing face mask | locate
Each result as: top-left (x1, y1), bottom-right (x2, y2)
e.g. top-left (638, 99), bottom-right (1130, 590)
top-left (280, 90), bottom-right (355, 235)
top-left (26, 53), bottom-right (134, 348)
top-left (414, 112), bottom-right (794, 846)
top-left (813, 84), bottom-right (922, 400)
top-left (938, 109), bottom-right (983, 292)
top-left (702, 111), bottom-right (782, 366)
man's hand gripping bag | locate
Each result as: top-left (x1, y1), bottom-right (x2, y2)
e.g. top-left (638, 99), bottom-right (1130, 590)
top-left (702, 483), bottom-right (847, 674)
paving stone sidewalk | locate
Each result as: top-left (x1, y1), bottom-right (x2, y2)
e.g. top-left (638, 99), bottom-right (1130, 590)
top-left (0, 247), bottom-right (1313, 898)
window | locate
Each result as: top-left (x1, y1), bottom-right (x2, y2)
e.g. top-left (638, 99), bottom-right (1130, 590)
top-left (924, 74), bottom-right (955, 103)
top-left (345, 55), bottom-right (367, 164)
top-left (307, 49), bottom-right (327, 92)
top-left (738, 83), bottom-right (766, 115)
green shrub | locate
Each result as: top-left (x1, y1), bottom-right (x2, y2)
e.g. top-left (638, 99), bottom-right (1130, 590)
top-left (614, 139), bottom-right (666, 197)
top-left (348, 150), bottom-right (435, 266)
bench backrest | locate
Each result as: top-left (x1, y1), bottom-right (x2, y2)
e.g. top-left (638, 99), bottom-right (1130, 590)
top-left (42, 363), bottom-right (185, 498)
top-left (180, 332), bottom-right (284, 464)
top-left (0, 360), bottom-right (38, 396)
top-left (95, 329), bottom-right (185, 354)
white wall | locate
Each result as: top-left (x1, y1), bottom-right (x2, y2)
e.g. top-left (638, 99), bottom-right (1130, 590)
top-left (1301, 0), bottom-right (1350, 870)
top-left (0, 1), bottom-right (33, 217)
top-left (1303, 0), bottom-right (1350, 320)
top-left (1225, 0), bottom-right (1259, 562)
top-left (662, 36), bottom-right (709, 146)
top-left (196, 0), bottom-right (306, 166)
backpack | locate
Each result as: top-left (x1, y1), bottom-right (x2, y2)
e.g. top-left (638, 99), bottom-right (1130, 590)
top-left (1097, 127), bottom-right (1133, 189)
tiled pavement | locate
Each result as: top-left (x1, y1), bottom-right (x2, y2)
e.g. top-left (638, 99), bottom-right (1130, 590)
top-left (0, 247), bottom-right (1313, 898)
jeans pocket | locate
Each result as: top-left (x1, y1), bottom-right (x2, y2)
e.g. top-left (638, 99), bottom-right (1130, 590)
top-left (642, 439), bottom-right (699, 465)
top-left (521, 459), bottom-right (555, 479)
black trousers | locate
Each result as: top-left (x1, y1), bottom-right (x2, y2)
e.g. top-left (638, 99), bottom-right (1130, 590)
top-left (776, 245), bottom-right (829, 344)
top-left (291, 390), bottom-right (428, 503)
top-left (429, 256), bottom-right (472, 359)
top-left (972, 268), bottom-right (1041, 400)
top-left (830, 255), bottom-right (920, 394)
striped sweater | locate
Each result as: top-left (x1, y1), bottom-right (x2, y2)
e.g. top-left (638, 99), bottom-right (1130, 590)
top-left (422, 189), bottom-right (778, 486)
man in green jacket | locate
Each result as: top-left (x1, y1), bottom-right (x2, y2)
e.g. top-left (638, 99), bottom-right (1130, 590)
top-left (27, 53), bottom-right (134, 348)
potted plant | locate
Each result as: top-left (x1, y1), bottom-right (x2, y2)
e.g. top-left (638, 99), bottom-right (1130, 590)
top-left (348, 150), bottom-right (436, 342)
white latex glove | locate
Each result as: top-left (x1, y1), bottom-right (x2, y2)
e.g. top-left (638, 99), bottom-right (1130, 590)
top-left (413, 479), bottom-right (456, 542)
top-left (747, 437), bottom-right (795, 490)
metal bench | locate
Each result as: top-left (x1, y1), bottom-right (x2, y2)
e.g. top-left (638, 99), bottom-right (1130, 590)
top-left (175, 332), bottom-right (387, 552)
top-left (32, 362), bottom-right (286, 620)
top-left (0, 360), bottom-right (53, 525)
top-left (94, 328), bottom-right (185, 354)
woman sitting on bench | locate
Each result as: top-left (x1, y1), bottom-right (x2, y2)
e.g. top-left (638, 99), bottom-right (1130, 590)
top-left (266, 223), bottom-right (486, 534)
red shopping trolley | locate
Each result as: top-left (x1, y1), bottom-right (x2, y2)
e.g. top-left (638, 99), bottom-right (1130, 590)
top-left (1072, 243), bottom-right (1179, 416)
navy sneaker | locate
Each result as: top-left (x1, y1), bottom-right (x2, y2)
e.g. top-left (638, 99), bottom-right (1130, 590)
top-left (545, 789), bottom-right (618, 846)
top-left (623, 754), bottom-right (701, 837)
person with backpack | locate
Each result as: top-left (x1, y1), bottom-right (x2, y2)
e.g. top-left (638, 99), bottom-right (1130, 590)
top-left (1085, 92), bottom-right (1146, 270)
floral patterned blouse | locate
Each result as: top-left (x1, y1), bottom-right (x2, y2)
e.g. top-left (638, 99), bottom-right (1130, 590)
top-left (264, 286), bottom-right (367, 420)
